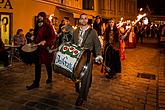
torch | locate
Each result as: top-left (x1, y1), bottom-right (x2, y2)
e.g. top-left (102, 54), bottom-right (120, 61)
top-left (123, 13), bottom-right (146, 38)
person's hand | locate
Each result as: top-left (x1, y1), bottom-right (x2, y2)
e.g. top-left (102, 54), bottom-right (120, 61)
top-left (39, 40), bottom-right (46, 46)
top-left (31, 36), bottom-right (34, 40)
top-left (95, 55), bottom-right (103, 64)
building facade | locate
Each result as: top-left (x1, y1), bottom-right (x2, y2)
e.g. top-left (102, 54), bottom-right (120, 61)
top-left (101, 0), bottom-right (137, 21)
top-left (0, 0), bottom-right (55, 44)
top-left (0, 0), bottom-right (137, 44)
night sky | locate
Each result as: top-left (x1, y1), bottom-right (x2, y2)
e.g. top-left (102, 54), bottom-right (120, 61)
top-left (137, 0), bottom-right (165, 15)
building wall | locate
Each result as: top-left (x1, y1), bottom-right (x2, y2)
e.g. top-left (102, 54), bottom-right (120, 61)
top-left (0, 0), bottom-right (137, 44)
top-left (101, 0), bottom-right (137, 21)
top-left (1, 0), bottom-right (138, 34)
top-left (1, 0), bottom-right (55, 35)
top-left (13, 0), bottom-right (55, 34)
top-left (0, 0), bottom-right (55, 44)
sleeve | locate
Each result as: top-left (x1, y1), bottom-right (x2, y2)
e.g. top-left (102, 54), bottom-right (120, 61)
top-left (92, 29), bottom-right (102, 56)
top-left (71, 31), bottom-right (75, 44)
top-left (71, 28), bottom-right (79, 45)
top-left (44, 24), bottom-right (57, 48)
top-left (13, 36), bottom-right (18, 45)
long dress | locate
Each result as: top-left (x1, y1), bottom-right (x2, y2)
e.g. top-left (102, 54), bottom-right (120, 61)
top-left (103, 26), bottom-right (121, 76)
top-left (125, 31), bottom-right (136, 48)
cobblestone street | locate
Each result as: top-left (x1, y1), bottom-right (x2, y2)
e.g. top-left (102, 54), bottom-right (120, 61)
top-left (0, 38), bottom-right (164, 110)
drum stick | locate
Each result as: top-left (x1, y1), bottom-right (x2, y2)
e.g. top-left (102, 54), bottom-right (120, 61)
top-left (101, 62), bottom-right (111, 73)
top-left (31, 44), bottom-right (38, 47)
top-left (96, 61), bottom-right (111, 73)
top-left (29, 43), bottom-right (40, 47)
top-left (48, 48), bottom-right (58, 53)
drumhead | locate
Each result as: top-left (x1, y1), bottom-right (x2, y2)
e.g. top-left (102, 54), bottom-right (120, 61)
top-left (21, 44), bottom-right (37, 53)
top-left (53, 42), bottom-right (91, 81)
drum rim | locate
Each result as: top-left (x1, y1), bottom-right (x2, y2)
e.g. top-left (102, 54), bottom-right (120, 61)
top-left (21, 44), bottom-right (38, 53)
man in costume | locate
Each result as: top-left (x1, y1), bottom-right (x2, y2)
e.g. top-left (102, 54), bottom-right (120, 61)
top-left (72, 13), bottom-right (103, 106)
top-left (26, 12), bottom-right (56, 90)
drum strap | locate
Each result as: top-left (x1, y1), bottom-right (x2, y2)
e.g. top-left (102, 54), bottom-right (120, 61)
top-left (81, 28), bottom-right (92, 47)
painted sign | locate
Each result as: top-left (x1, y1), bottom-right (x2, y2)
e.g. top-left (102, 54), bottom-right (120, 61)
top-left (55, 43), bottom-right (82, 72)
top-left (55, 51), bottom-right (77, 72)
top-left (0, 14), bottom-right (10, 44)
top-left (0, 0), bottom-right (13, 9)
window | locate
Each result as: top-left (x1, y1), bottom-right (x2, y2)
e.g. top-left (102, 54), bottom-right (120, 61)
top-left (83, 0), bottom-right (94, 10)
top-left (61, 0), bottom-right (63, 4)
top-left (119, 0), bottom-right (121, 12)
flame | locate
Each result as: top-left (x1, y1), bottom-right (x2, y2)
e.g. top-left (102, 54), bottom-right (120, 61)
top-left (137, 13), bottom-right (146, 22)
top-left (120, 17), bottom-right (123, 21)
top-left (49, 14), bottom-right (54, 21)
top-left (72, 26), bottom-right (78, 30)
top-left (117, 17), bottom-right (127, 28)
top-left (131, 13), bottom-right (147, 26)
top-left (117, 13), bottom-right (146, 29)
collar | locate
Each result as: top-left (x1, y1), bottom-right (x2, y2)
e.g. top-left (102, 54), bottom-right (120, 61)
top-left (80, 25), bottom-right (90, 32)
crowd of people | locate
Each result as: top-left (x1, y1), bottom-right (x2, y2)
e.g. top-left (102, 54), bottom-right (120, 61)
top-left (0, 11), bottom-right (165, 106)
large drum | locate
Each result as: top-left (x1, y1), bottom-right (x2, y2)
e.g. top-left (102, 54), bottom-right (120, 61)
top-left (21, 44), bottom-right (38, 64)
top-left (53, 42), bottom-right (90, 81)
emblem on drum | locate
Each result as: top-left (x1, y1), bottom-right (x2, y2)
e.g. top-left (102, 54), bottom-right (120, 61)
top-left (60, 44), bottom-right (81, 58)
top-left (55, 52), bottom-right (76, 72)
top-left (55, 44), bottom-right (82, 72)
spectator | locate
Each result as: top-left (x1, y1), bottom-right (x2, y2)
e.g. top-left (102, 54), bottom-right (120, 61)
top-left (25, 28), bottom-right (34, 44)
top-left (13, 29), bottom-right (26, 46)
top-left (0, 37), bottom-right (9, 67)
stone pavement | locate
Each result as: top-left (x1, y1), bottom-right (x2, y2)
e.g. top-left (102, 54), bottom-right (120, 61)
top-left (0, 38), bottom-right (164, 110)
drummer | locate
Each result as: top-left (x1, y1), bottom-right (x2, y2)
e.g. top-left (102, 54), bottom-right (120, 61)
top-left (0, 37), bottom-right (10, 67)
top-left (26, 12), bottom-right (57, 90)
top-left (71, 13), bottom-right (103, 106)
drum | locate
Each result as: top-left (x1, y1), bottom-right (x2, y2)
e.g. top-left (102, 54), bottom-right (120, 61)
top-left (53, 42), bottom-right (90, 81)
top-left (21, 44), bottom-right (38, 64)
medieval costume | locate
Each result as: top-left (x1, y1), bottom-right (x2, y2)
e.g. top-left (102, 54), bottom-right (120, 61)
top-left (26, 12), bottom-right (56, 90)
top-left (125, 27), bottom-right (136, 48)
top-left (103, 19), bottom-right (121, 78)
top-left (72, 13), bottom-right (102, 106)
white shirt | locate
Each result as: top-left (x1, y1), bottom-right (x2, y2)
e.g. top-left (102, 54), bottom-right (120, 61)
top-left (78, 26), bottom-right (90, 46)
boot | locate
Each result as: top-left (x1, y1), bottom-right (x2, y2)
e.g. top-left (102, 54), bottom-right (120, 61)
top-left (75, 96), bottom-right (84, 106)
top-left (105, 74), bottom-right (113, 79)
top-left (105, 72), bottom-right (115, 79)
top-left (46, 78), bottom-right (52, 84)
top-left (75, 83), bottom-right (80, 93)
top-left (26, 82), bottom-right (39, 90)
